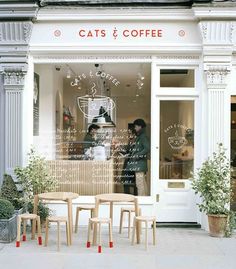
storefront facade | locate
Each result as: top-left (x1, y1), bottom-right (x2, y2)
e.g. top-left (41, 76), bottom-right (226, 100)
top-left (1, 1), bottom-right (236, 229)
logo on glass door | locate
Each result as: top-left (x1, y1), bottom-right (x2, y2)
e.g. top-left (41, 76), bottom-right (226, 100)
top-left (168, 131), bottom-right (187, 150)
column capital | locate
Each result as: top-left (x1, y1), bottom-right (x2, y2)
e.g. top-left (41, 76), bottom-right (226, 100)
top-left (0, 65), bottom-right (27, 91)
top-left (205, 64), bottom-right (231, 89)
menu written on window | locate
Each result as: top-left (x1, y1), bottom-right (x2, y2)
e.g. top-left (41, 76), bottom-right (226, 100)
top-left (33, 72), bottom-right (40, 136)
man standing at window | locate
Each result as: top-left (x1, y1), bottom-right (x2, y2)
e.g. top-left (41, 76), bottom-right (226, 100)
top-left (83, 124), bottom-right (100, 152)
top-left (126, 119), bottom-right (150, 196)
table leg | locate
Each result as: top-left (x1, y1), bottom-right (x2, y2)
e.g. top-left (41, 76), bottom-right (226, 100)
top-left (32, 195), bottom-right (39, 240)
top-left (110, 202), bottom-right (113, 226)
top-left (67, 199), bottom-right (72, 245)
top-left (93, 197), bottom-right (99, 245)
top-left (134, 197), bottom-right (140, 244)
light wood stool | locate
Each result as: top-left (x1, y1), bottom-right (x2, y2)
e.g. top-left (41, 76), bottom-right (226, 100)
top-left (45, 216), bottom-right (70, 251)
top-left (119, 207), bottom-right (142, 238)
top-left (87, 217), bottom-right (113, 253)
top-left (132, 216), bottom-right (156, 250)
top-left (75, 205), bottom-right (95, 233)
top-left (16, 213), bottom-right (42, 247)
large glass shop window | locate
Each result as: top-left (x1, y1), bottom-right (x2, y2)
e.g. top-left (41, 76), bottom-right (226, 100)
top-left (33, 63), bottom-right (151, 196)
top-left (159, 101), bottom-right (194, 180)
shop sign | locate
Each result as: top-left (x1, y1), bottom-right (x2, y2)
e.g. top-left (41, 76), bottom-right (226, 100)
top-left (30, 22), bottom-right (200, 47)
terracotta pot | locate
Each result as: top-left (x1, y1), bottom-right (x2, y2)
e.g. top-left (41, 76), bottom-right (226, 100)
top-left (208, 214), bottom-right (228, 237)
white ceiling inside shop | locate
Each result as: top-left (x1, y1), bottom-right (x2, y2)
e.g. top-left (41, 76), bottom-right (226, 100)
top-left (59, 62), bottom-right (151, 98)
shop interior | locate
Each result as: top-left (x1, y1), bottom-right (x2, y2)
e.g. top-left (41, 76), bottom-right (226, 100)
top-left (33, 63), bottom-right (151, 196)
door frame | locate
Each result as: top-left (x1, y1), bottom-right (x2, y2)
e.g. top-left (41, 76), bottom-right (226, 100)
top-left (151, 62), bottom-right (202, 222)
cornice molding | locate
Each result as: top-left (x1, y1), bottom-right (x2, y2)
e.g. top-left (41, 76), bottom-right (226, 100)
top-left (193, 6), bottom-right (236, 20)
top-left (0, 3), bottom-right (38, 19)
top-left (36, 7), bottom-right (196, 21)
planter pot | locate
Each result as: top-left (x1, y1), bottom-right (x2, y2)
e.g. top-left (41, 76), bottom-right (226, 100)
top-left (0, 214), bottom-right (17, 243)
top-left (208, 214), bottom-right (228, 238)
top-left (14, 208), bottom-right (23, 216)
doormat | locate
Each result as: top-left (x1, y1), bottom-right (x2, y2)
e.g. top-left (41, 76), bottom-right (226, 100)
top-left (154, 222), bottom-right (201, 228)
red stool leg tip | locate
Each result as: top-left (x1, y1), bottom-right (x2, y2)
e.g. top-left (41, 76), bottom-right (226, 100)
top-left (22, 235), bottom-right (26, 241)
top-left (38, 236), bottom-right (42, 245)
top-left (86, 241), bottom-right (91, 248)
top-left (98, 245), bottom-right (102, 253)
top-left (16, 241), bottom-right (20, 247)
top-left (109, 242), bottom-right (113, 248)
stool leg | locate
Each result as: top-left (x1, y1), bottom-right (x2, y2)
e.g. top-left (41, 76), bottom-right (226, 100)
top-left (119, 210), bottom-right (124, 234)
top-left (153, 220), bottom-right (156, 245)
top-left (87, 220), bottom-right (91, 248)
top-left (109, 220), bottom-right (113, 248)
top-left (37, 216), bottom-right (42, 245)
top-left (66, 221), bottom-right (70, 246)
top-left (128, 211), bottom-right (131, 238)
top-left (75, 208), bottom-right (79, 233)
top-left (139, 209), bottom-right (142, 235)
top-left (145, 221), bottom-right (148, 251)
top-left (57, 221), bottom-right (60, 251)
top-left (98, 222), bottom-right (102, 253)
top-left (45, 218), bottom-right (49, 247)
top-left (91, 210), bottom-right (94, 230)
top-left (16, 216), bottom-right (21, 247)
top-left (131, 217), bottom-right (136, 245)
top-left (23, 219), bottom-right (27, 241)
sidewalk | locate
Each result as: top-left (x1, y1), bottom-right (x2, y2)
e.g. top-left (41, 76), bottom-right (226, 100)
top-left (0, 227), bottom-right (235, 269)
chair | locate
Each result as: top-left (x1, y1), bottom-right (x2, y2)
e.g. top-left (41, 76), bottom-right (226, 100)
top-left (45, 216), bottom-right (69, 251)
top-left (87, 217), bottom-right (113, 253)
top-left (16, 213), bottom-right (42, 247)
top-left (75, 205), bottom-right (95, 233)
top-left (119, 207), bottom-right (142, 238)
top-left (132, 216), bottom-right (156, 250)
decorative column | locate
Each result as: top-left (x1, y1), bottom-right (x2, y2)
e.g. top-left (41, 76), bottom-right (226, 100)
top-left (1, 68), bottom-right (27, 175)
top-left (0, 21), bottom-right (33, 176)
top-left (199, 20), bottom-right (235, 156)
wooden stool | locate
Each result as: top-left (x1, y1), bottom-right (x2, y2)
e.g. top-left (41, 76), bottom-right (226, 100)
top-left (132, 216), bottom-right (156, 250)
top-left (45, 216), bottom-right (70, 251)
top-left (87, 217), bottom-right (113, 253)
top-left (119, 207), bottom-right (142, 238)
top-left (75, 205), bottom-right (95, 233)
top-left (16, 213), bottom-right (42, 247)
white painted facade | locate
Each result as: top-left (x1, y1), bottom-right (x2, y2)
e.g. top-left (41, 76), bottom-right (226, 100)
top-left (1, 5), bottom-right (236, 229)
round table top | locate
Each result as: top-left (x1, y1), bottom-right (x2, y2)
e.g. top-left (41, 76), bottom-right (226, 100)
top-left (95, 193), bottom-right (136, 202)
top-left (38, 192), bottom-right (79, 201)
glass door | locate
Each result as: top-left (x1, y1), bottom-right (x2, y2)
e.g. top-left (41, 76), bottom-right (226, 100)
top-left (156, 98), bottom-right (198, 222)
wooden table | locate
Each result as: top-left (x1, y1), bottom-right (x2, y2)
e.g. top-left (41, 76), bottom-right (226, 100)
top-left (33, 192), bottom-right (79, 245)
top-left (93, 193), bottom-right (140, 245)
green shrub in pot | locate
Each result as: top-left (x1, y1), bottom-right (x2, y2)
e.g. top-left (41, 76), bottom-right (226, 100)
top-left (192, 143), bottom-right (234, 237)
top-left (0, 199), bottom-right (17, 243)
top-left (0, 174), bottom-right (24, 211)
top-left (0, 199), bottom-right (15, 219)
top-left (14, 148), bottom-right (57, 223)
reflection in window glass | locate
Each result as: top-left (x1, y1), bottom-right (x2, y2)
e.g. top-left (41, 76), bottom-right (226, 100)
top-left (160, 69), bottom-right (194, 88)
top-left (33, 63), bottom-right (151, 196)
top-left (159, 101), bottom-right (194, 180)
top-left (230, 96), bottom-right (236, 211)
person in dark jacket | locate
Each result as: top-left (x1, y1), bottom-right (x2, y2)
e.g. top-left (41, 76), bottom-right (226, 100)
top-left (83, 124), bottom-right (100, 152)
top-left (121, 125), bottom-right (137, 195)
top-left (125, 119), bottom-right (150, 196)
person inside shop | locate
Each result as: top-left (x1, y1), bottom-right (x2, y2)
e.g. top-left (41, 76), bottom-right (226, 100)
top-left (83, 124), bottom-right (100, 157)
top-left (125, 119), bottom-right (150, 196)
top-left (120, 124), bottom-right (137, 195)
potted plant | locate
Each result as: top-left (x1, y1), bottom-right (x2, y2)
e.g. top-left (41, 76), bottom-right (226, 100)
top-left (0, 199), bottom-right (16, 243)
top-left (192, 143), bottom-right (234, 237)
top-left (0, 174), bottom-right (24, 215)
top-left (14, 148), bottom-right (57, 225)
